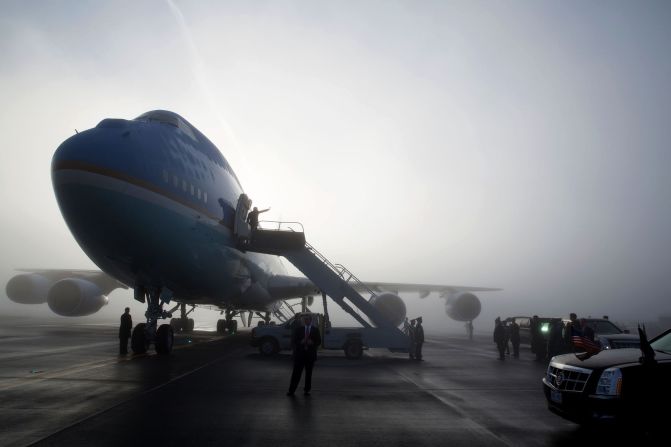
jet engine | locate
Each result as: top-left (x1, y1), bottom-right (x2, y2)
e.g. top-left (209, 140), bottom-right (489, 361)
top-left (47, 278), bottom-right (109, 316)
top-left (445, 292), bottom-right (481, 322)
top-left (369, 292), bottom-right (407, 327)
top-left (5, 273), bottom-right (51, 304)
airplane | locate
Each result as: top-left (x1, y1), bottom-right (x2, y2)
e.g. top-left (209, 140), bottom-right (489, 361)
top-left (5, 110), bottom-right (499, 354)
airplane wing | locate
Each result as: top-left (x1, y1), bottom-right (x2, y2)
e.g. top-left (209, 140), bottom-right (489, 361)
top-left (360, 281), bottom-right (501, 298)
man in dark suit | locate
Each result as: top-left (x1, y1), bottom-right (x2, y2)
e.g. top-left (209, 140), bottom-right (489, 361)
top-left (119, 307), bottom-right (133, 355)
top-left (287, 313), bottom-right (321, 396)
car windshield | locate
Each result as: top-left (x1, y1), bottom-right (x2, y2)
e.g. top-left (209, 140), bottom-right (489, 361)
top-left (583, 320), bottom-right (622, 335)
top-left (651, 331), bottom-right (671, 352)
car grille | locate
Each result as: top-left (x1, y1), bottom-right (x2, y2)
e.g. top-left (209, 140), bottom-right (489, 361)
top-left (546, 363), bottom-right (592, 392)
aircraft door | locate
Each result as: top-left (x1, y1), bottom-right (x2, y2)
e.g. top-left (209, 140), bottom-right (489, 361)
top-left (234, 193), bottom-right (252, 240)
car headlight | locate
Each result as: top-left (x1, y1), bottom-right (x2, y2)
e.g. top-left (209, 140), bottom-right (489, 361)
top-left (595, 367), bottom-right (622, 396)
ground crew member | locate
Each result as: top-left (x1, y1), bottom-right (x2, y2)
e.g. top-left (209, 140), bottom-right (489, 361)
top-left (119, 307), bottom-right (132, 355)
top-left (414, 317), bottom-right (425, 361)
top-left (247, 206), bottom-right (270, 231)
top-left (408, 319), bottom-right (416, 359)
top-left (510, 320), bottom-right (520, 358)
top-left (287, 313), bottom-right (321, 396)
top-left (494, 317), bottom-right (506, 360)
top-left (466, 320), bottom-right (474, 340)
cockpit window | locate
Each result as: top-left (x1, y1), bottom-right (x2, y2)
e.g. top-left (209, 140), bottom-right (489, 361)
top-left (134, 110), bottom-right (198, 141)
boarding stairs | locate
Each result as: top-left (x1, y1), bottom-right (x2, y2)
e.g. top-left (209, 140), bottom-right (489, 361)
top-left (232, 197), bottom-right (407, 351)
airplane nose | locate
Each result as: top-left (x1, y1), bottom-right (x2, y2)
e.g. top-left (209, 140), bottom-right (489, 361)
top-left (51, 118), bottom-right (131, 173)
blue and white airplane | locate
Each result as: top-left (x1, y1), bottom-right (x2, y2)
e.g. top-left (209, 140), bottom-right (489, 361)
top-left (6, 110), bottom-right (498, 354)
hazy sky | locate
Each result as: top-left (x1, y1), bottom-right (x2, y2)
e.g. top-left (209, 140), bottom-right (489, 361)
top-left (1, 1), bottom-right (670, 331)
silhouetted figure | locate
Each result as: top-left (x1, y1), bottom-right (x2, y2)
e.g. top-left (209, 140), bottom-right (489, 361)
top-left (414, 317), bottom-right (425, 361)
top-left (564, 312), bottom-right (581, 346)
top-left (503, 321), bottom-right (511, 355)
top-left (466, 320), bottom-right (474, 341)
top-left (403, 317), bottom-right (411, 335)
top-left (247, 206), bottom-right (270, 231)
top-left (510, 320), bottom-right (520, 358)
top-left (287, 313), bottom-right (321, 396)
top-left (408, 319), bottom-right (416, 359)
top-left (530, 315), bottom-right (540, 357)
top-left (119, 307), bottom-right (132, 355)
top-left (494, 317), bottom-right (506, 360)
top-left (546, 318), bottom-right (564, 359)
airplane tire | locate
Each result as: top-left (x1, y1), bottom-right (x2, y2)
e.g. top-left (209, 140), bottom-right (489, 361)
top-left (344, 340), bottom-right (363, 360)
top-left (155, 324), bottom-right (174, 355)
top-left (187, 318), bottom-right (195, 332)
top-left (170, 318), bottom-right (182, 332)
top-left (227, 320), bottom-right (238, 334)
top-left (216, 319), bottom-right (225, 334)
top-left (259, 338), bottom-right (279, 356)
top-left (131, 323), bottom-right (149, 354)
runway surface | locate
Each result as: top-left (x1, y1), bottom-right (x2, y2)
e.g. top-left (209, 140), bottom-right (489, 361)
top-left (0, 316), bottom-right (651, 446)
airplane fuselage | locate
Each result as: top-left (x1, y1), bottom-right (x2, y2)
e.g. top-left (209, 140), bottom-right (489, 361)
top-left (51, 111), bottom-right (284, 310)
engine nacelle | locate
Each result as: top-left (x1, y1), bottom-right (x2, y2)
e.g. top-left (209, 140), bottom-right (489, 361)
top-left (369, 292), bottom-right (407, 327)
top-left (5, 273), bottom-right (51, 304)
top-left (445, 292), bottom-right (481, 322)
top-left (47, 278), bottom-right (109, 316)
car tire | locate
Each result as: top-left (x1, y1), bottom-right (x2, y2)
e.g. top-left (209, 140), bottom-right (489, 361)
top-left (259, 338), bottom-right (279, 356)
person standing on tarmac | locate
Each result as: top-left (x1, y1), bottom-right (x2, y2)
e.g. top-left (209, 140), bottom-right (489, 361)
top-left (287, 313), bottom-right (321, 396)
top-left (503, 320), bottom-right (511, 355)
top-left (510, 320), bottom-right (520, 358)
top-left (564, 312), bottom-right (581, 346)
top-left (408, 319), bottom-right (417, 359)
top-left (119, 307), bottom-right (132, 355)
top-left (414, 317), bottom-right (425, 361)
top-left (466, 320), bottom-right (474, 341)
top-left (494, 317), bottom-right (506, 360)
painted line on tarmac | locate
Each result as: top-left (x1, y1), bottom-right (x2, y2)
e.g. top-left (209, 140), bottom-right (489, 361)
top-left (30, 341), bottom-right (247, 446)
top-left (392, 367), bottom-right (515, 447)
top-left (0, 334), bottom-right (227, 392)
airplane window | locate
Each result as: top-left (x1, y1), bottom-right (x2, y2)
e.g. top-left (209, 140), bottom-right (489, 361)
top-left (162, 170), bottom-right (169, 183)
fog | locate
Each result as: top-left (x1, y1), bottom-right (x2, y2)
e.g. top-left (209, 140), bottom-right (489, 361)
top-left (2, 1), bottom-right (670, 334)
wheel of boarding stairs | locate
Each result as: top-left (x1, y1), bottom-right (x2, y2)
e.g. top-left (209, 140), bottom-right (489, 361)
top-left (155, 324), bottom-right (174, 355)
top-left (344, 340), bottom-right (363, 359)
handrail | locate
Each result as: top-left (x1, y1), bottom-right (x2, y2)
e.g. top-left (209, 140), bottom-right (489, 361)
top-left (303, 242), bottom-right (374, 325)
top-left (334, 263), bottom-right (378, 299)
top-left (257, 220), bottom-right (305, 233)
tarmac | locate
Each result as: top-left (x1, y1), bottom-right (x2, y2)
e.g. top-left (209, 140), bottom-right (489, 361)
top-left (0, 316), bottom-right (651, 446)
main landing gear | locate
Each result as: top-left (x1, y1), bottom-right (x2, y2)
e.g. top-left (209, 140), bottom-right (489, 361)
top-left (170, 302), bottom-right (195, 333)
top-left (216, 309), bottom-right (238, 334)
top-left (131, 287), bottom-right (174, 355)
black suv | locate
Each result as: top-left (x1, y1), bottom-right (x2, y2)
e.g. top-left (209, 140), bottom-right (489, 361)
top-left (542, 328), bottom-right (671, 427)
top-left (579, 318), bottom-right (639, 350)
